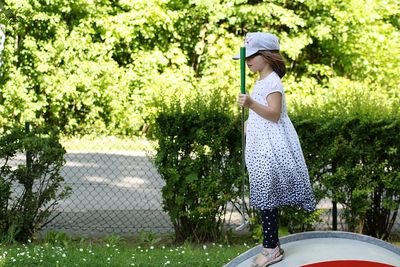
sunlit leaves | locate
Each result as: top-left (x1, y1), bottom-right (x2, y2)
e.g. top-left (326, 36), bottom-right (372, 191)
top-left (0, 0), bottom-right (398, 135)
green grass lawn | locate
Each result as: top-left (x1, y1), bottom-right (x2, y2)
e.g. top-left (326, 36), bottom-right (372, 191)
top-left (1, 232), bottom-right (399, 267)
top-left (0, 233), bottom-right (253, 267)
top-left (0, 242), bottom-right (250, 267)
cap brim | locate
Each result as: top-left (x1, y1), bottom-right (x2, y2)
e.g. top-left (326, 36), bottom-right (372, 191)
top-left (232, 48), bottom-right (259, 60)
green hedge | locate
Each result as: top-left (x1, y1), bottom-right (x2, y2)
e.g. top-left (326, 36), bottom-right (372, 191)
top-left (292, 111), bottom-right (400, 239)
top-left (154, 95), bottom-right (243, 242)
top-left (154, 97), bottom-right (400, 241)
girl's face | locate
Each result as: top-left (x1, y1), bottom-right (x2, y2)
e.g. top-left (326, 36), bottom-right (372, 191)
top-left (246, 53), bottom-right (269, 73)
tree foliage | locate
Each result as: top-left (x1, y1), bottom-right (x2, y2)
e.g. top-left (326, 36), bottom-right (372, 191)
top-left (0, 0), bottom-right (398, 135)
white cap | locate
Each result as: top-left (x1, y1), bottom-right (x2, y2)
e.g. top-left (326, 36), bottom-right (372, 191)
top-left (232, 32), bottom-right (280, 60)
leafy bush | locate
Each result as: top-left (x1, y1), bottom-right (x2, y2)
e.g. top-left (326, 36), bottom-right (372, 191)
top-left (0, 124), bottom-right (71, 243)
top-left (292, 99), bottom-right (400, 239)
top-left (153, 93), bottom-right (243, 242)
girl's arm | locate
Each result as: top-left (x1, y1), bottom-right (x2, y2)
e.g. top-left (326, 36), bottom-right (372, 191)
top-left (238, 92), bottom-right (282, 123)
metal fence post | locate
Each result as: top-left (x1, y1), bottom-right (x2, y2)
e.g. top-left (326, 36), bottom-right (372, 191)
top-left (332, 200), bottom-right (337, 230)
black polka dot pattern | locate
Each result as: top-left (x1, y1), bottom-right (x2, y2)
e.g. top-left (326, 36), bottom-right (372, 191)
top-left (261, 208), bottom-right (279, 248)
top-left (246, 72), bottom-right (316, 211)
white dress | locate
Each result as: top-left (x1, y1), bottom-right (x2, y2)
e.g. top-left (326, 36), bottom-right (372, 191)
top-left (245, 71), bottom-right (315, 211)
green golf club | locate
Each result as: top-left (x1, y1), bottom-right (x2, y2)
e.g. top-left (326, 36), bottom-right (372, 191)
top-left (235, 46), bottom-right (249, 231)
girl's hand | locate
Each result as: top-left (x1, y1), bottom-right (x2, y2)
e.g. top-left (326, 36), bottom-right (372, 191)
top-left (237, 93), bottom-right (253, 108)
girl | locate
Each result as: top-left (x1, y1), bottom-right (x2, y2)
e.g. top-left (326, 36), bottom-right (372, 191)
top-left (233, 32), bottom-right (316, 266)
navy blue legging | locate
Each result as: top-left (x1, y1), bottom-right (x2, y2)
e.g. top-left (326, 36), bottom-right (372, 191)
top-left (261, 208), bottom-right (279, 248)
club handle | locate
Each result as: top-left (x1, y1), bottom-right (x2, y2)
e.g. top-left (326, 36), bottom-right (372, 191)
top-left (240, 47), bottom-right (246, 94)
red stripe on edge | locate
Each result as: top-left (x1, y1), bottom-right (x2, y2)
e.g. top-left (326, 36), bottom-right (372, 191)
top-left (302, 260), bottom-right (397, 267)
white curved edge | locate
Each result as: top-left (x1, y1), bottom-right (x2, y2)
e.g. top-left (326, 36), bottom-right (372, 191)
top-left (223, 231), bottom-right (400, 267)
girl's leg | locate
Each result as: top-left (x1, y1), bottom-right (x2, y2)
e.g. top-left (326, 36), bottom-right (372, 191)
top-left (260, 208), bottom-right (279, 248)
top-left (251, 209), bottom-right (283, 266)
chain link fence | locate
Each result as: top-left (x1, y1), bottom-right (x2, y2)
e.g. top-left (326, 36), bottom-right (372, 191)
top-left (5, 135), bottom-right (396, 239)
top-left (35, 137), bottom-right (172, 237)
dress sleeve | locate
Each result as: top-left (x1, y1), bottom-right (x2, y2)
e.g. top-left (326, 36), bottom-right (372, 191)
top-left (265, 80), bottom-right (283, 98)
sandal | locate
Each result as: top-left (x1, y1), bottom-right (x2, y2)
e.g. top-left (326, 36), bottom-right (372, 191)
top-left (250, 246), bottom-right (283, 267)
top-left (277, 242), bottom-right (284, 255)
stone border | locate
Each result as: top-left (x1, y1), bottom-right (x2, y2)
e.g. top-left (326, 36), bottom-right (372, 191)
top-left (223, 231), bottom-right (400, 267)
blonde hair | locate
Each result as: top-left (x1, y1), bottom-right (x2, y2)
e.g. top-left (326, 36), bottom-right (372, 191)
top-left (258, 51), bottom-right (286, 78)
